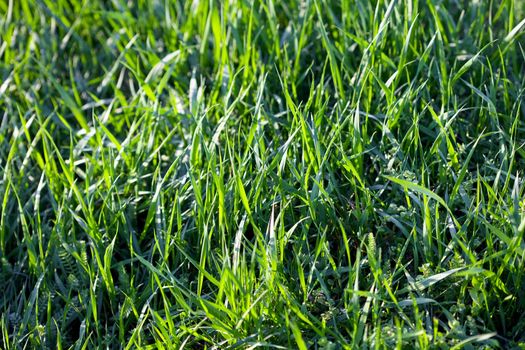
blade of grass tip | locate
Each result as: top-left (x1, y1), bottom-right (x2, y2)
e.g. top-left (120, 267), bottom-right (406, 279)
top-left (235, 171), bottom-right (264, 243)
top-left (234, 289), bottom-right (269, 330)
top-left (236, 172), bottom-right (251, 217)
top-left (398, 298), bottom-right (436, 308)
top-left (74, 319), bottom-right (90, 350)
top-left (449, 132), bottom-right (494, 204)
top-left (54, 319), bottom-right (63, 350)
top-left (232, 213), bottom-right (247, 274)
top-left (18, 274), bottom-right (44, 338)
top-left (518, 215), bottom-right (525, 236)
top-left (93, 114), bottom-right (131, 167)
top-left (398, 267), bottom-right (464, 294)
top-left (461, 79), bottom-right (497, 117)
top-left (450, 332), bottom-right (497, 350)
top-left (451, 43), bottom-right (491, 86)
top-left (504, 17), bottom-right (525, 43)
top-left (145, 50), bottom-right (180, 84)
top-left (384, 175), bottom-right (452, 215)
top-left (266, 203), bottom-right (278, 287)
top-left (103, 233), bottom-right (117, 301)
top-left (142, 169), bottom-right (163, 238)
top-left (173, 241), bottom-right (221, 288)
top-left (372, 0), bottom-right (397, 47)
top-left (99, 34), bottom-right (139, 93)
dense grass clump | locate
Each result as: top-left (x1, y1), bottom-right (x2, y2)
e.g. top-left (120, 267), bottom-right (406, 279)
top-left (1, 0), bottom-right (525, 348)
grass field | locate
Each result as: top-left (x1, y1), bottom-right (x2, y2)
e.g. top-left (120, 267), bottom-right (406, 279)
top-left (1, 0), bottom-right (525, 348)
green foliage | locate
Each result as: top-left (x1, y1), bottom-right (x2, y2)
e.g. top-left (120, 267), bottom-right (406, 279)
top-left (1, 0), bottom-right (525, 348)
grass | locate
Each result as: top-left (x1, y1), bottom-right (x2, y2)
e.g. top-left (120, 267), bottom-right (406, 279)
top-left (1, 0), bottom-right (525, 348)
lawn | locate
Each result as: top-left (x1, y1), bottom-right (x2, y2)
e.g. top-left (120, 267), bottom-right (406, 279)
top-left (1, 0), bottom-right (525, 348)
